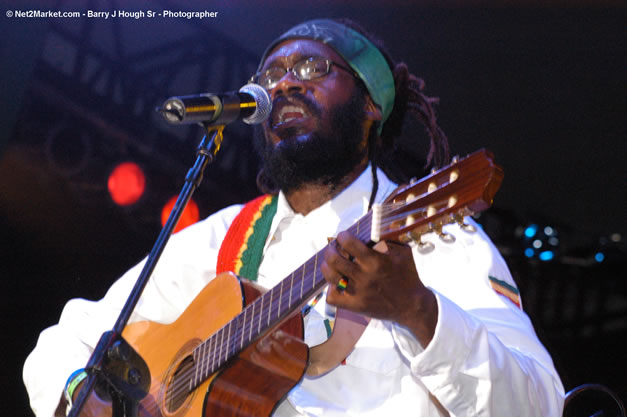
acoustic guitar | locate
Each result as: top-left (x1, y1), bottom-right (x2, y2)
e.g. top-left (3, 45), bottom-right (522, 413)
top-left (114, 149), bottom-right (503, 417)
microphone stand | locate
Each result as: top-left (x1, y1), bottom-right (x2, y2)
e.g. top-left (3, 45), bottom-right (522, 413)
top-left (68, 124), bottom-right (226, 417)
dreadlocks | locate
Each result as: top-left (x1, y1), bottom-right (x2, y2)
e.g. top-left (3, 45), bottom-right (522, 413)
top-left (334, 19), bottom-right (450, 209)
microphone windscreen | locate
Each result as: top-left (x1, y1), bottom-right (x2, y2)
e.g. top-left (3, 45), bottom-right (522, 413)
top-left (239, 83), bottom-right (272, 125)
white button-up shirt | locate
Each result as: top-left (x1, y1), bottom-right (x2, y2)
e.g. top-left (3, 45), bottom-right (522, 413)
top-left (23, 167), bottom-right (564, 416)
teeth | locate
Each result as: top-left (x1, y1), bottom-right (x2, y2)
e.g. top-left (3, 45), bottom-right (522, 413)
top-left (278, 105), bottom-right (306, 123)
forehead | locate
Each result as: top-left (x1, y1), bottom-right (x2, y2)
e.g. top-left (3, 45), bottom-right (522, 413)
top-left (261, 39), bottom-right (348, 69)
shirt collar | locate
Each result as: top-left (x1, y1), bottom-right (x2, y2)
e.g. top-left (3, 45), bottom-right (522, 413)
top-left (273, 165), bottom-right (397, 232)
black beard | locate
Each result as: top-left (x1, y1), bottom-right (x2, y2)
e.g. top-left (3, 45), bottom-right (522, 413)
top-left (254, 91), bottom-right (367, 194)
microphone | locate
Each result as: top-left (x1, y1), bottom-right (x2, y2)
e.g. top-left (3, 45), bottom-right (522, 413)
top-left (157, 83), bottom-right (271, 126)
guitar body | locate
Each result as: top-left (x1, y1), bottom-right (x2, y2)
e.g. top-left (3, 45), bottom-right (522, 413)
top-left (121, 272), bottom-right (308, 417)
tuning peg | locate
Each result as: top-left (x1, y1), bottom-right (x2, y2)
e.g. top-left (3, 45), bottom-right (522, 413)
top-left (459, 222), bottom-right (476, 233)
top-left (417, 240), bottom-right (436, 254)
top-left (432, 223), bottom-right (456, 243)
top-left (398, 233), bottom-right (412, 244)
top-left (453, 213), bottom-right (476, 233)
top-left (407, 231), bottom-right (435, 254)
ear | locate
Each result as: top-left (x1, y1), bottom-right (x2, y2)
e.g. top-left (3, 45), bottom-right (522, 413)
top-left (363, 95), bottom-right (382, 122)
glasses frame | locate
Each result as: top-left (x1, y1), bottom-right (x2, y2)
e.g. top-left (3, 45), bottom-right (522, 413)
top-left (250, 57), bottom-right (358, 90)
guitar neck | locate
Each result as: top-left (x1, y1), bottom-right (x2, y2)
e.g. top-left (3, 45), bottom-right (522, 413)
top-left (188, 211), bottom-right (374, 390)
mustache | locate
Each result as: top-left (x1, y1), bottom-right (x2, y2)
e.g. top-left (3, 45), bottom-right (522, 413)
top-left (270, 93), bottom-right (322, 126)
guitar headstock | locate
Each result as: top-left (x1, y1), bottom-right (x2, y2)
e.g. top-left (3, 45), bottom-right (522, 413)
top-left (371, 149), bottom-right (503, 244)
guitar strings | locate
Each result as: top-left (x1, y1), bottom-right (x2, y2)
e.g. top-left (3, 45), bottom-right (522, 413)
top-left (137, 214), bottom-right (377, 412)
top-left (156, 262), bottom-right (326, 410)
top-left (158, 218), bottom-right (374, 409)
top-left (189, 212), bottom-right (372, 375)
top-left (144, 198), bottom-right (437, 411)
top-left (152, 253), bottom-right (323, 407)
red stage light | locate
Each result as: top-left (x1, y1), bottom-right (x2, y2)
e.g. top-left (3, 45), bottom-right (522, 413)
top-left (161, 196), bottom-right (200, 233)
top-left (107, 162), bottom-right (146, 206)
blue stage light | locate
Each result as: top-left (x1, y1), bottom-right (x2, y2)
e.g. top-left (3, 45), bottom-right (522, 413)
top-left (539, 250), bottom-right (554, 261)
top-left (524, 224), bottom-right (538, 238)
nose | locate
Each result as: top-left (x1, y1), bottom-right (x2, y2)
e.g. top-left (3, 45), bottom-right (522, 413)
top-left (270, 70), bottom-right (306, 99)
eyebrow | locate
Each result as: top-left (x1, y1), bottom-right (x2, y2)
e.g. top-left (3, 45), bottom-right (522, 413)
top-left (261, 54), bottom-right (324, 71)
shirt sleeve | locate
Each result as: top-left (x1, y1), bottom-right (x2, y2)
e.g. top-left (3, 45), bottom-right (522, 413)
top-left (390, 221), bottom-right (565, 416)
top-left (22, 204), bottom-right (241, 417)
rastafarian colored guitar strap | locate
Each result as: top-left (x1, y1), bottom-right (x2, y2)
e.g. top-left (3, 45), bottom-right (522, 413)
top-left (216, 194), bottom-right (278, 281)
top-left (216, 193), bottom-right (369, 375)
top-left (216, 193), bottom-right (326, 311)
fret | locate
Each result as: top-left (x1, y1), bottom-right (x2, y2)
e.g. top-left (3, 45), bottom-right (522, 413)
top-left (287, 272), bottom-right (294, 308)
top-left (365, 212), bottom-right (373, 241)
top-left (200, 336), bottom-right (209, 382)
top-left (202, 339), bottom-right (208, 382)
top-left (207, 333), bottom-right (214, 376)
top-left (192, 343), bottom-right (204, 383)
top-left (193, 345), bottom-right (200, 386)
top-left (249, 300), bottom-right (255, 343)
top-left (241, 305), bottom-right (247, 349)
top-left (218, 327), bottom-right (224, 367)
top-left (200, 337), bottom-right (207, 380)
top-left (225, 321), bottom-right (231, 365)
top-left (216, 330), bottom-right (222, 370)
top-left (211, 331), bottom-right (217, 371)
top-left (202, 338), bottom-right (209, 381)
top-left (267, 288), bottom-right (273, 326)
top-left (313, 253), bottom-right (319, 290)
top-left (217, 334), bottom-right (222, 373)
top-left (209, 334), bottom-right (215, 377)
top-left (257, 295), bottom-right (263, 335)
top-left (191, 347), bottom-right (199, 388)
top-left (299, 262), bottom-right (307, 301)
top-left (278, 279), bottom-right (283, 319)
top-left (215, 332), bottom-right (221, 370)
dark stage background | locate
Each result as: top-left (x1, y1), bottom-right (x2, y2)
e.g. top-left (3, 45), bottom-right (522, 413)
top-left (1, 1), bottom-right (625, 415)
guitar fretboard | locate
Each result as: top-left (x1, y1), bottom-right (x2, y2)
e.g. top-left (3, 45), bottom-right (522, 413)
top-left (188, 211), bottom-right (374, 391)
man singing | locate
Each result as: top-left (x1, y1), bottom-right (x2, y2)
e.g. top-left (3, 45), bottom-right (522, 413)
top-left (24, 18), bottom-right (564, 416)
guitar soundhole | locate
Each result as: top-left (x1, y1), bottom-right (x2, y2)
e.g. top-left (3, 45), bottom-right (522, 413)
top-left (164, 354), bottom-right (194, 413)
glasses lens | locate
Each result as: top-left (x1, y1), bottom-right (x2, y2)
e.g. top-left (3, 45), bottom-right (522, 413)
top-left (257, 67), bottom-right (286, 90)
top-left (295, 58), bottom-right (330, 81)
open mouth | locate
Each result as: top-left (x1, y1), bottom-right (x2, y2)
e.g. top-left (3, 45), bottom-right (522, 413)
top-left (271, 99), bottom-right (313, 129)
top-left (279, 105), bottom-right (307, 123)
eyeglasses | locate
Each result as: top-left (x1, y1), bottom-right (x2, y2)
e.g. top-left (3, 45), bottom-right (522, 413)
top-left (250, 57), bottom-right (357, 91)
